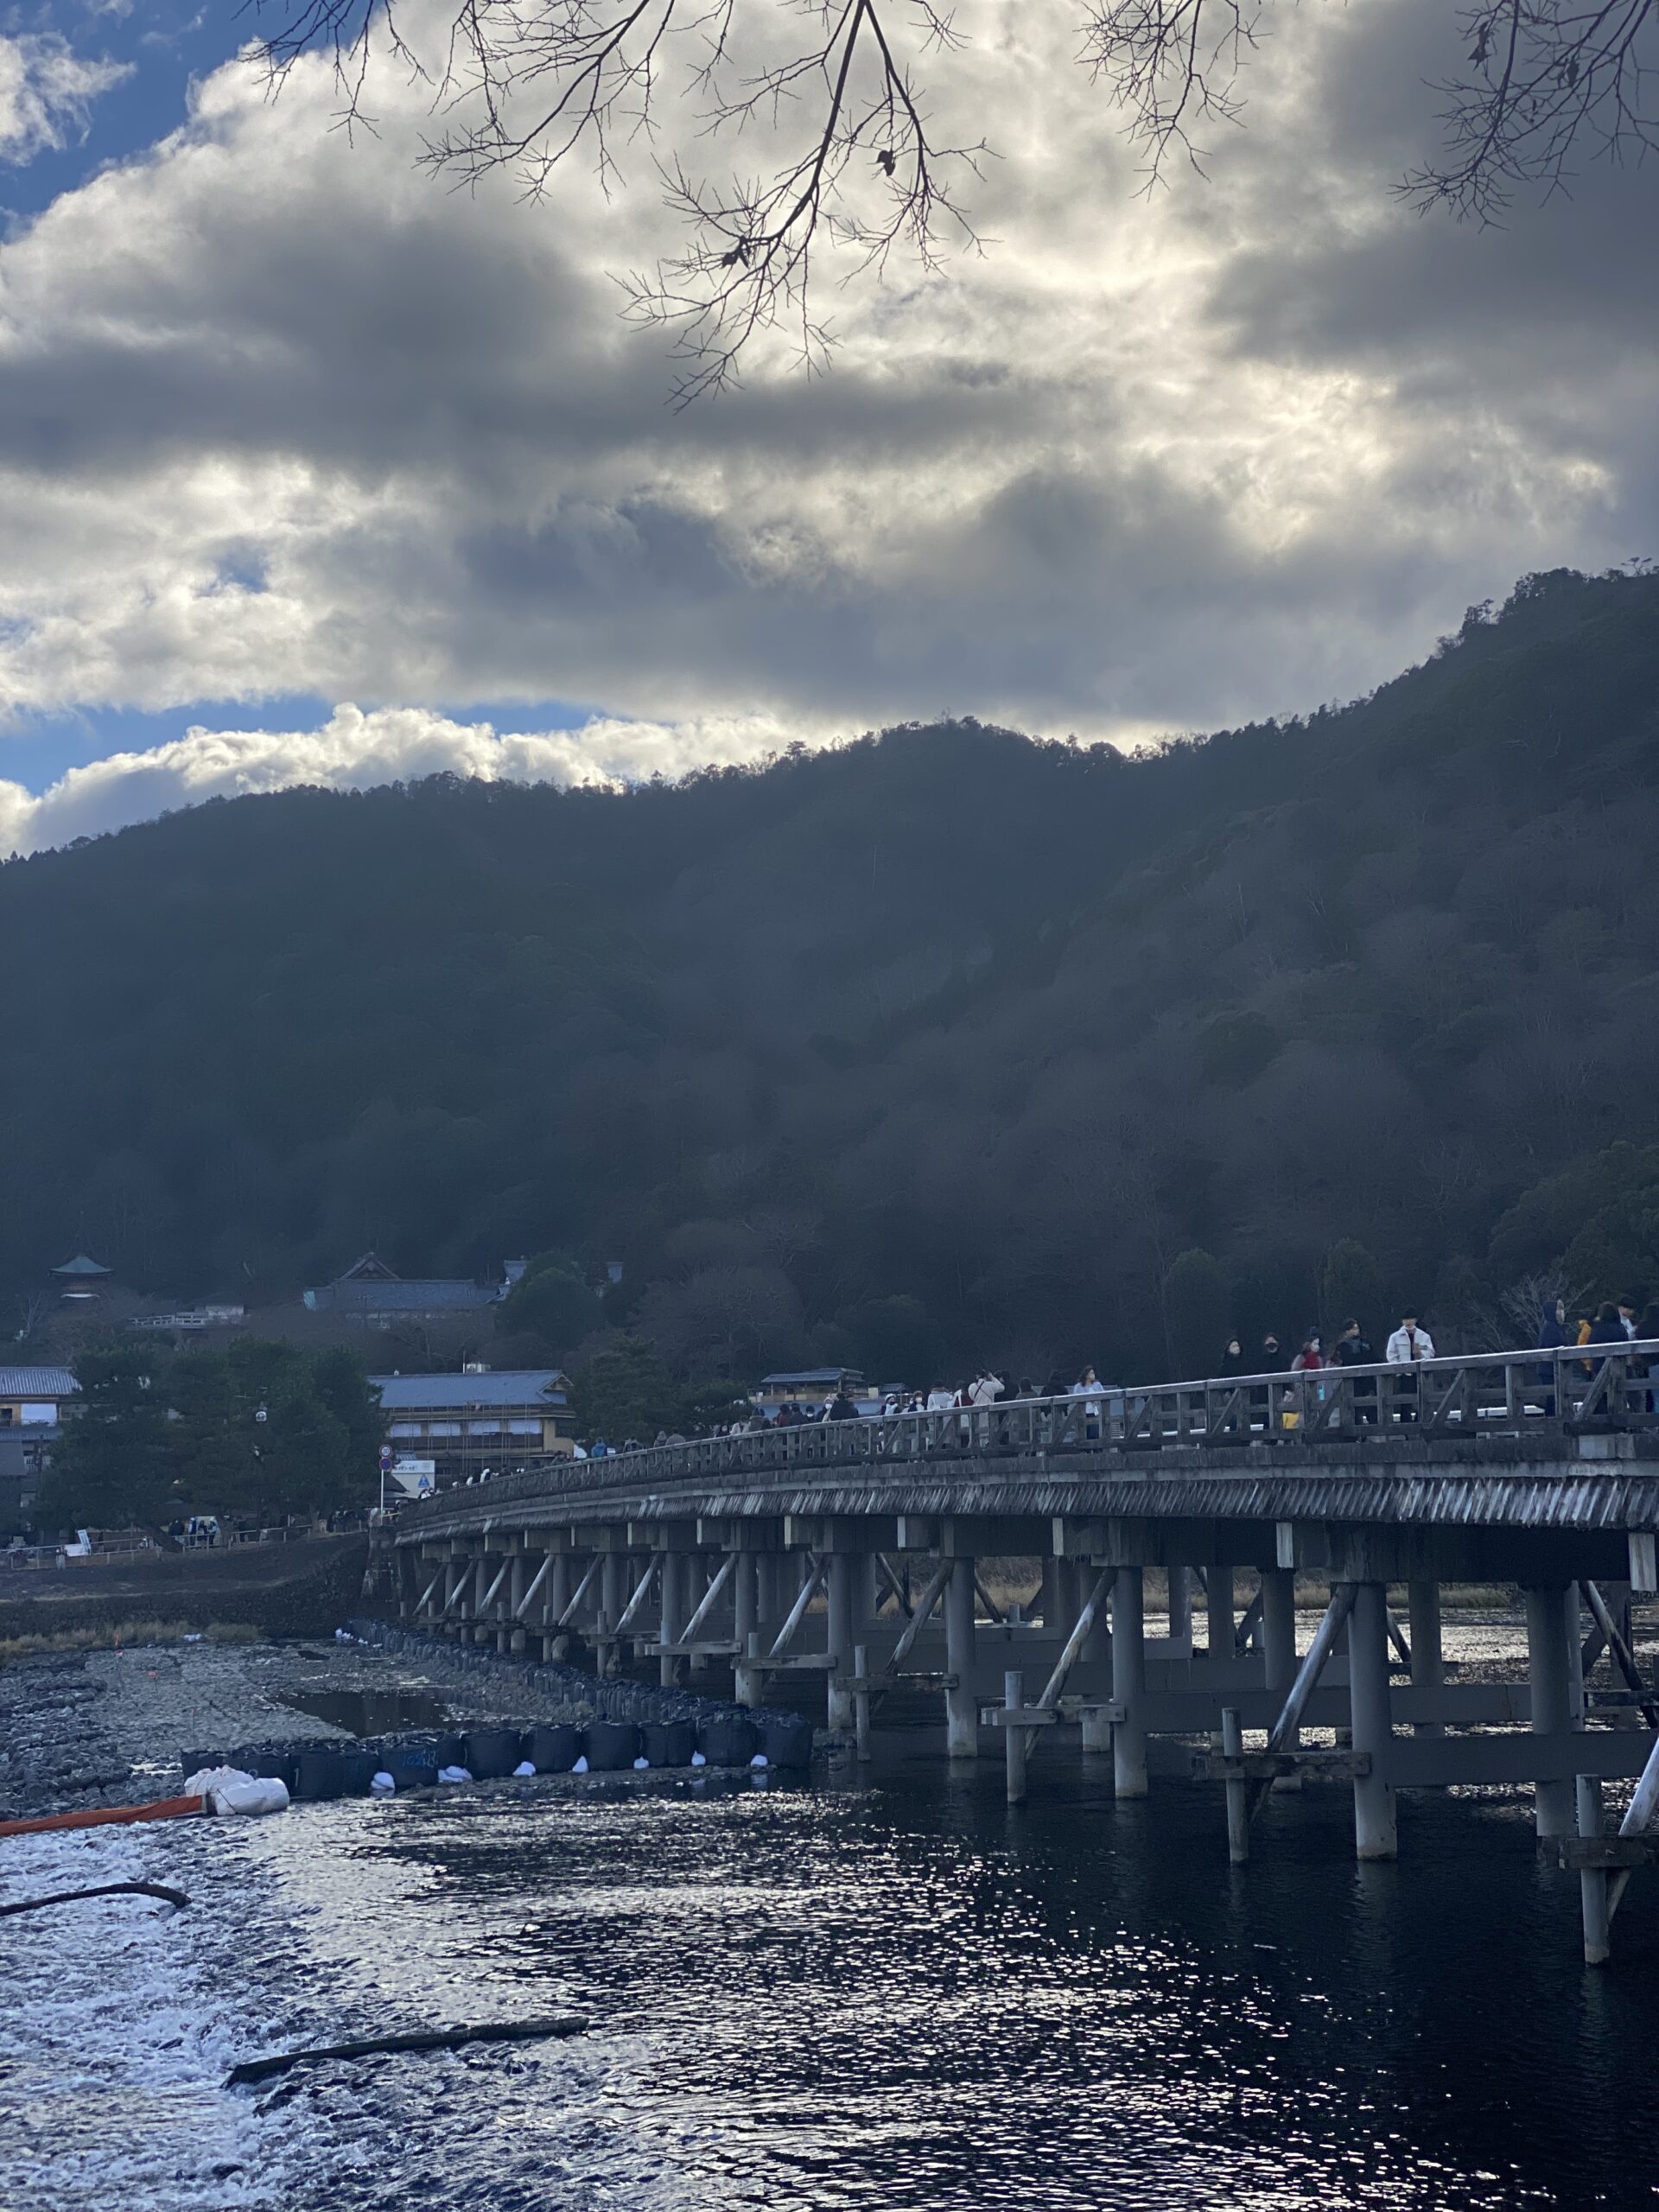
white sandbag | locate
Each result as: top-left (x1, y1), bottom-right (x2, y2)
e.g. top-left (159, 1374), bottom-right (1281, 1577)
top-left (570, 1755), bottom-right (589, 1774)
top-left (438, 1764), bottom-right (473, 1784)
top-left (690, 1751), bottom-right (707, 1768)
top-left (512, 1760), bottom-right (537, 1778)
top-left (632, 1756), bottom-right (650, 1770)
top-left (209, 1776), bottom-right (290, 1818)
top-left (185, 1764), bottom-right (255, 1798)
top-left (371, 1771), bottom-right (397, 1796)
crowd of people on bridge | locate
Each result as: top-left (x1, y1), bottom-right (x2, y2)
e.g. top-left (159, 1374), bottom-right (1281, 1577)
top-left (442, 1291), bottom-right (1659, 1479)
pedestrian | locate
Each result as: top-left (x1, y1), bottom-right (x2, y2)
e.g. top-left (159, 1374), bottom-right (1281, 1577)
top-left (828, 1389), bottom-right (860, 1421)
top-left (1587, 1301), bottom-right (1628, 1367)
top-left (1536, 1294), bottom-right (1570, 1415)
top-left (968, 1369), bottom-right (1002, 1408)
top-left (1071, 1364), bottom-right (1107, 1440)
top-left (1332, 1319), bottom-right (1377, 1424)
top-left (1618, 1294), bottom-right (1642, 1341)
top-left (1043, 1370), bottom-right (1070, 1400)
top-left (1385, 1311), bottom-right (1434, 1423)
top-left (925, 1381), bottom-right (956, 1414)
top-left (1218, 1337), bottom-right (1248, 1377)
top-left (1291, 1332), bottom-right (1324, 1372)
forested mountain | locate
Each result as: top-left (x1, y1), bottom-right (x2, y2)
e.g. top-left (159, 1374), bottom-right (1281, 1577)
top-left (5, 566), bottom-right (1659, 1386)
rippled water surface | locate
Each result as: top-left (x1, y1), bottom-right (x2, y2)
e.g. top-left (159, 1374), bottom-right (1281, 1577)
top-left (7, 1686), bottom-right (1659, 2208)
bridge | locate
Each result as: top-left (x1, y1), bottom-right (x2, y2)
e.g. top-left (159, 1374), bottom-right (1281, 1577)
top-left (383, 1345), bottom-right (1659, 1963)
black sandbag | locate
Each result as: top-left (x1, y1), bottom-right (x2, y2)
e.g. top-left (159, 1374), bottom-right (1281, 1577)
top-left (239, 1745), bottom-right (301, 1791)
top-left (526, 1723), bottom-right (583, 1773)
top-left (695, 1714), bottom-right (759, 1767)
top-left (757, 1711), bottom-right (813, 1770)
top-left (376, 1740), bottom-right (442, 1789)
top-left (338, 1749), bottom-right (381, 1796)
top-left (180, 1747), bottom-right (219, 1779)
top-left (462, 1727), bottom-right (524, 1780)
top-left (583, 1720), bottom-right (641, 1770)
top-left (295, 1748), bottom-right (346, 1801)
top-left (435, 1732), bottom-right (467, 1770)
top-left (640, 1720), bottom-right (696, 1769)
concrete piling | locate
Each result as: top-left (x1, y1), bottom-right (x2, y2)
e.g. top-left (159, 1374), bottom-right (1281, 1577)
top-left (1112, 1567), bottom-right (1148, 1797)
top-left (944, 1557), bottom-right (979, 1758)
top-left (1348, 1582), bottom-right (1398, 1860)
top-left (1526, 1583), bottom-right (1575, 1840)
top-left (1222, 1707), bottom-right (1249, 1863)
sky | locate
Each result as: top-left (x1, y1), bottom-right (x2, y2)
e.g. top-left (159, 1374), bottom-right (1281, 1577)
top-left (0, 0), bottom-right (1655, 854)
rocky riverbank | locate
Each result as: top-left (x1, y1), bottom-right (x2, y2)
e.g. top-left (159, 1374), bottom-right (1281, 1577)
top-left (0, 1632), bottom-right (644, 1821)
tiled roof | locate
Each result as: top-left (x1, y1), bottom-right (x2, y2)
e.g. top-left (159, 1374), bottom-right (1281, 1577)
top-left (370, 1370), bottom-right (569, 1411)
top-left (0, 1368), bottom-right (79, 1396)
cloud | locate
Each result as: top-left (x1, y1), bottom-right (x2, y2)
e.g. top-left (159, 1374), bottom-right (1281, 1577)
top-left (0, 0), bottom-right (1654, 783)
top-left (0, 701), bottom-right (813, 854)
top-left (0, 33), bottom-right (129, 166)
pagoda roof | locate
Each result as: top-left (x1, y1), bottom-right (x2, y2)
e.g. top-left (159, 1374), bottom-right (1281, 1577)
top-left (52, 1253), bottom-right (111, 1277)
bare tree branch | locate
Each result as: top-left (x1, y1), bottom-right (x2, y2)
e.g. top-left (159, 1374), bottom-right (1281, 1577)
top-left (245, 0), bottom-right (1659, 392)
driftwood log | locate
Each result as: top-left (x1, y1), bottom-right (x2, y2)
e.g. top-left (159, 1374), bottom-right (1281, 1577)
top-left (0, 1880), bottom-right (189, 1917)
top-left (226, 2014), bottom-right (590, 2086)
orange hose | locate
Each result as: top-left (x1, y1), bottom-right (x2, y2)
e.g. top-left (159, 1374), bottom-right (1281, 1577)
top-left (0, 1794), bottom-right (205, 1839)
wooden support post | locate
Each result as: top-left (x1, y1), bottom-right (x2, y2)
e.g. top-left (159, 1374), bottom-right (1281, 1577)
top-left (854, 1643), bottom-right (872, 1762)
top-left (1222, 1707), bottom-right (1249, 1864)
top-left (681, 1554), bottom-right (735, 1645)
top-left (1527, 1584), bottom-right (1576, 1840)
top-left (1349, 1582), bottom-right (1398, 1860)
top-left (1584, 1580), bottom-right (1659, 1726)
top-left (1608, 1729), bottom-right (1659, 1922)
top-left (768, 1555), bottom-right (824, 1658)
top-left (614, 1557), bottom-right (658, 1637)
top-left (1005, 1671), bottom-right (1027, 1804)
top-left (1577, 1774), bottom-right (1611, 1966)
top-left (885, 1560), bottom-right (951, 1674)
top-left (944, 1557), bottom-right (979, 1759)
top-left (1249, 1582), bottom-right (1357, 1820)
top-left (1113, 1567), bottom-right (1148, 1797)
top-left (1408, 1580), bottom-right (1445, 1738)
top-left (827, 1554), bottom-right (856, 1733)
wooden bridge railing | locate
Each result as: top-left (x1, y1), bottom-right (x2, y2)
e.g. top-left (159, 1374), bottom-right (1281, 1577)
top-left (403, 1341), bottom-right (1659, 1521)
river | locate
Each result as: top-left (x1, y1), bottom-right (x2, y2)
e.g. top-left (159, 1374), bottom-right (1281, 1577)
top-left (5, 1629), bottom-right (1659, 2209)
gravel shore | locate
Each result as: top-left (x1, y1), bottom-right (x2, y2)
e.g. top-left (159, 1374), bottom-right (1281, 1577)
top-left (0, 1634), bottom-right (637, 1820)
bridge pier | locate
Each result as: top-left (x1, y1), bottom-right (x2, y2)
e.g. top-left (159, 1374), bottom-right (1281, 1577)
top-left (944, 1556), bottom-right (979, 1758)
top-left (1349, 1581), bottom-right (1398, 1859)
top-left (1166, 1565), bottom-right (1193, 1657)
top-left (1206, 1562), bottom-right (1234, 1661)
top-left (659, 1550), bottom-right (685, 1688)
top-left (826, 1551), bottom-right (857, 1732)
top-left (1113, 1567), bottom-right (1148, 1796)
top-left (1527, 1583), bottom-right (1576, 1840)
top-left (1408, 1580), bottom-right (1444, 1739)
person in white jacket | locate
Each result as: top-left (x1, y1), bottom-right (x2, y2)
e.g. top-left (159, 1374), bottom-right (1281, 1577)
top-left (1385, 1315), bottom-right (1435, 1363)
top-left (1385, 1313), bottom-right (1434, 1423)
